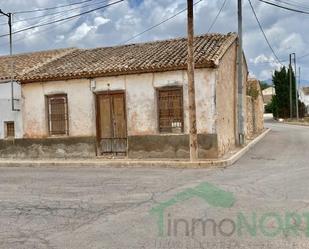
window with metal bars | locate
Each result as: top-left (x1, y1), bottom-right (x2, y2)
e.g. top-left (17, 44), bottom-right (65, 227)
top-left (5, 122), bottom-right (15, 138)
top-left (47, 94), bottom-right (69, 136)
top-left (157, 87), bottom-right (184, 133)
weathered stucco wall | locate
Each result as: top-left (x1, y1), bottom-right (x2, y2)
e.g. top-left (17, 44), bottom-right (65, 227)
top-left (216, 42), bottom-right (237, 156)
top-left (215, 42), bottom-right (249, 156)
top-left (19, 68), bottom-right (218, 158)
top-left (22, 80), bottom-right (95, 138)
top-left (22, 69), bottom-right (216, 138)
top-left (0, 81), bottom-right (22, 139)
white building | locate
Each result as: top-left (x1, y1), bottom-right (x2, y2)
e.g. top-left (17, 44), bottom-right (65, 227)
top-left (0, 81), bottom-right (22, 139)
top-left (0, 48), bottom-right (75, 140)
top-left (262, 86), bottom-right (275, 106)
top-left (299, 87), bottom-right (309, 114)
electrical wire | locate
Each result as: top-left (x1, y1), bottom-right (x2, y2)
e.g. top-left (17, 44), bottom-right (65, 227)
top-left (120, 0), bottom-right (204, 45)
top-left (248, 0), bottom-right (283, 65)
top-left (0, 0), bottom-right (124, 38)
top-left (273, 0), bottom-right (309, 10)
top-left (207, 0), bottom-right (228, 32)
top-left (0, 0), bottom-right (107, 26)
top-left (14, 0), bottom-right (94, 14)
top-left (258, 0), bottom-right (309, 15)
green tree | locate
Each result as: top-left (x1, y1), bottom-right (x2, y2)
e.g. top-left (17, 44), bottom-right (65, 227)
top-left (272, 66), bottom-right (299, 119)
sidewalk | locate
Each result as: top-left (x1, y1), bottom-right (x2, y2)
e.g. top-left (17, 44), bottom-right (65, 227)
top-left (0, 129), bottom-right (270, 169)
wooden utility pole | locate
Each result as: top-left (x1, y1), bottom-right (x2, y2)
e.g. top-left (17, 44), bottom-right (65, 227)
top-left (187, 0), bottom-right (198, 161)
top-left (289, 54), bottom-right (293, 119)
top-left (292, 53), bottom-right (299, 120)
top-left (0, 10), bottom-right (18, 111)
top-left (237, 0), bottom-right (244, 145)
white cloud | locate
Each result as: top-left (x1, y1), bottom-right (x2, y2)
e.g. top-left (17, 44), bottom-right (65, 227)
top-left (0, 0), bottom-right (308, 83)
top-left (94, 16), bottom-right (110, 27)
top-left (68, 22), bottom-right (93, 43)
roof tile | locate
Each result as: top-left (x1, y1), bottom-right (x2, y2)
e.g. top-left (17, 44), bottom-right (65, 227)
top-left (17, 33), bottom-right (237, 83)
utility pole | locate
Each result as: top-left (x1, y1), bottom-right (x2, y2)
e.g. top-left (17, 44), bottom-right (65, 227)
top-left (299, 67), bottom-right (301, 95)
top-left (289, 54), bottom-right (293, 119)
top-left (292, 53), bottom-right (299, 120)
top-left (237, 0), bottom-right (244, 145)
top-left (0, 9), bottom-right (17, 112)
top-left (187, 0), bottom-right (198, 161)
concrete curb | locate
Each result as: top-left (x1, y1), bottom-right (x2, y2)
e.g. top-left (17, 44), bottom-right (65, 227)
top-left (0, 128), bottom-right (271, 169)
top-left (282, 122), bottom-right (309, 128)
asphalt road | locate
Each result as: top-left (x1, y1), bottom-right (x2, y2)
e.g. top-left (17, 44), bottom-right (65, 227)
top-left (0, 117), bottom-right (309, 249)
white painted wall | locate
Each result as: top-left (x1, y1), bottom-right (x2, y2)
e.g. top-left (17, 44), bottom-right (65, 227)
top-left (21, 68), bottom-right (217, 138)
top-left (0, 81), bottom-right (22, 139)
top-left (299, 88), bottom-right (309, 113)
top-left (262, 87), bottom-right (275, 96)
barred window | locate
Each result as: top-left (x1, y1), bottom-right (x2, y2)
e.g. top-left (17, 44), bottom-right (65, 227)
top-left (47, 94), bottom-right (68, 136)
top-left (157, 87), bottom-right (184, 133)
top-left (5, 122), bottom-right (15, 138)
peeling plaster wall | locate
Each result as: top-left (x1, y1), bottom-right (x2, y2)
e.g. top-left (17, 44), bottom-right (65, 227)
top-left (22, 69), bottom-right (216, 138)
top-left (0, 82), bottom-right (22, 139)
top-left (216, 42), bottom-right (237, 156)
top-left (22, 80), bottom-right (95, 138)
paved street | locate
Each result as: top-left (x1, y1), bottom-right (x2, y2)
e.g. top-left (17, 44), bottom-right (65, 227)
top-left (1, 117), bottom-right (309, 249)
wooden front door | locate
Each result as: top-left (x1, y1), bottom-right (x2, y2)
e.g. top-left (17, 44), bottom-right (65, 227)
top-left (97, 92), bottom-right (127, 155)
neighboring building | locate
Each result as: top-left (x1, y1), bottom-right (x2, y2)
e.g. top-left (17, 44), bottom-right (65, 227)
top-left (0, 81), bottom-right (22, 139)
top-left (299, 87), bottom-right (309, 114)
top-left (262, 86), bottom-right (275, 106)
top-left (246, 78), bottom-right (264, 139)
top-left (0, 48), bottom-right (76, 140)
top-left (1, 33), bottom-right (259, 159)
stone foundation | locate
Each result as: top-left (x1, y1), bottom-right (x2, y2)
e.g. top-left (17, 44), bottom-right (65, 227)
top-left (128, 133), bottom-right (218, 159)
top-left (0, 137), bottom-right (97, 159)
top-left (0, 134), bottom-right (219, 159)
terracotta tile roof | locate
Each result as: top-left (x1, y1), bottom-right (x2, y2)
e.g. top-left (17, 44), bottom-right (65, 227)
top-left (19, 33), bottom-right (237, 83)
top-left (0, 48), bottom-right (76, 81)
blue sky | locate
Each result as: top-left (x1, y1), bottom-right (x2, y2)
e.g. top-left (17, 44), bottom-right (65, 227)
top-left (129, 0), bottom-right (143, 7)
top-left (0, 0), bottom-right (308, 84)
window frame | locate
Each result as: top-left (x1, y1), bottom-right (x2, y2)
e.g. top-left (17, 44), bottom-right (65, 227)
top-left (4, 121), bottom-right (15, 139)
top-left (156, 86), bottom-right (184, 134)
top-left (46, 94), bottom-right (69, 136)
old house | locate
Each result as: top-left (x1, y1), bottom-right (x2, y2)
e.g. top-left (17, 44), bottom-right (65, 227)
top-left (262, 86), bottom-right (275, 107)
top-left (0, 48), bottom-right (75, 140)
top-left (1, 33), bottom-right (255, 159)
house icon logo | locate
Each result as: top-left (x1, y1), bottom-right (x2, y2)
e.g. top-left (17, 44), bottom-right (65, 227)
top-left (150, 182), bottom-right (235, 236)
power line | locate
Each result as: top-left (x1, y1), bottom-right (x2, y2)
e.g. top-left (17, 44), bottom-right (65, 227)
top-left (207, 0), bottom-right (228, 32)
top-left (248, 0), bottom-right (283, 65)
top-left (14, 0), bottom-right (94, 14)
top-left (258, 0), bottom-right (309, 15)
top-left (120, 0), bottom-right (203, 45)
top-left (0, 17), bottom-right (76, 47)
top-left (273, 0), bottom-right (309, 10)
top-left (298, 53), bottom-right (309, 60)
top-left (0, 0), bottom-right (124, 39)
top-left (0, 0), bottom-right (106, 26)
